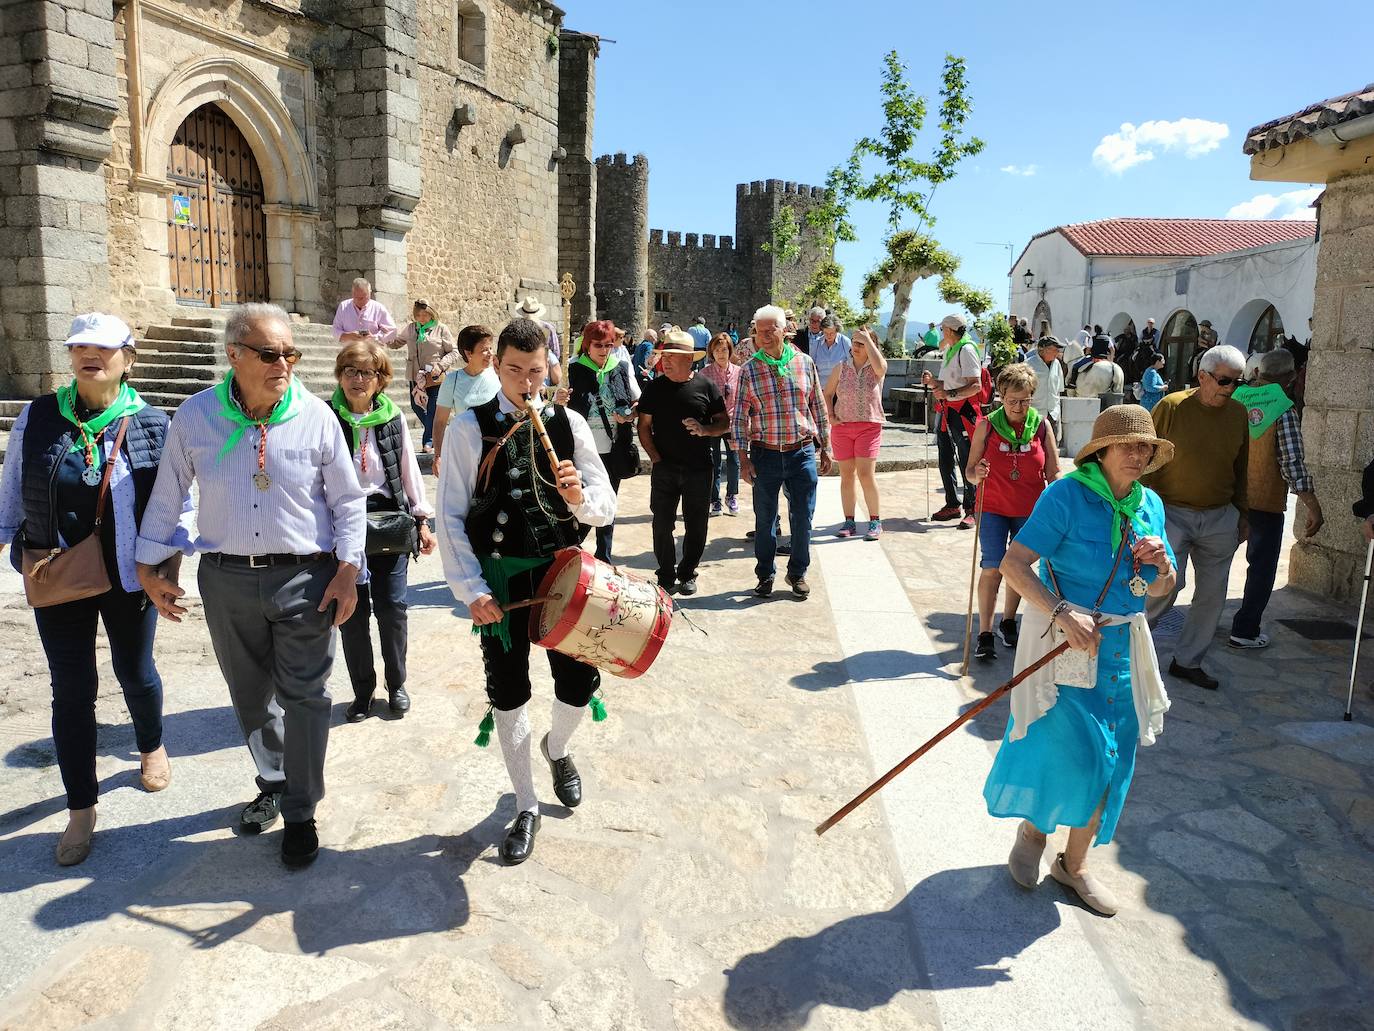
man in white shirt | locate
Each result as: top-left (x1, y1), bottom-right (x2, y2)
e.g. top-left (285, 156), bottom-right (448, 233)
top-left (136, 303), bottom-right (367, 869)
top-left (331, 277), bottom-right (396, 344)
top-left (921, 314), bottom-right (983, 527)
top-left (437, 319), bottom-right (616, 866)
top-left (1025, 336), bottom-right (1066, 437)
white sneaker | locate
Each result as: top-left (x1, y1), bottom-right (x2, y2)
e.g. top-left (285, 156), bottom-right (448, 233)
top-left (1228, 632), bottom-right (1270, 649)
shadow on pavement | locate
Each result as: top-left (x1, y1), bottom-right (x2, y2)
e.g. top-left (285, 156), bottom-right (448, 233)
top-left (6, 800), bottom-right (510, 955)
top-left (790, 649), bottom-right (955, 692)
top-left (722, 864), bottom-right (1061, 1030)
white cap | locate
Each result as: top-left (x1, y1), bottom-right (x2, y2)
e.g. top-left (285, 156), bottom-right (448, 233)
top-left (65, 312), bottom-right (134, 349)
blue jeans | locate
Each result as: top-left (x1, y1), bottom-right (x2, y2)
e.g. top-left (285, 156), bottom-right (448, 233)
top-left (33, 588), bottom-right (164, 810)
top-left (750, 443), bottom-right (818, 581)
top-left (1230, 508), bottom-right (1284, 640)
top-left (412, 382), bottom-right (440, 447)
top-left (340, 551), bottom-right (410, 698)
top-left (710, 437), bottom-right (740, 504)
top-left (594, 458), bottom-right (622, 562)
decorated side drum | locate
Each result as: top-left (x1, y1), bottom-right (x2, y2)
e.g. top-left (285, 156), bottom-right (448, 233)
top-left (529, 548), bottom-right (673, 679)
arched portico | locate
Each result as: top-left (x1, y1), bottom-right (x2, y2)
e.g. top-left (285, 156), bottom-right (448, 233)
top-left (1106, 311), bottom-right (1137, 340)
top-left (135, 57), bottom-right (320, 313)
top-left (1160, 308), bottom-right (1199, 388)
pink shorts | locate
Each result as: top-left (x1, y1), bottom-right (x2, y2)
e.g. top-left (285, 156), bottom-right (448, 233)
top-left (831, 421), bottom-right (883, 461)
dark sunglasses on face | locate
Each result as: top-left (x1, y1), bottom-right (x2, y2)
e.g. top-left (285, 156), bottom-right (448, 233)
top-left (239, 342), bottom-right (302, 366)
top-left (1207, 371), bottom-right (1240, 387)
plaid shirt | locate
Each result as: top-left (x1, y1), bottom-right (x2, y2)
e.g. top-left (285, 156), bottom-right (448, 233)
top-left (1275, 409), bottom-right (1314, 494)
top-left (732, 349), bottom-right (831, 452)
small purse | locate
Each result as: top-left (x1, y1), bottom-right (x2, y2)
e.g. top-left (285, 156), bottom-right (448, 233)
top-left (21, 417), bottom-right (128, 608)
top-left (364, 494), bottom-right (418, 556)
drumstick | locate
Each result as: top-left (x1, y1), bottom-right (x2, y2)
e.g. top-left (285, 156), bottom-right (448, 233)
top-left (501, 595), bottom-right (556, 613)
top-left (523, 394), bottom-right (564, 473)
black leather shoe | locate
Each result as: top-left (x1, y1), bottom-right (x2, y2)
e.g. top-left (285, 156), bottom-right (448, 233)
top-left (345, 695), bottom-right (372, 722)
top-left (239, 790), bottom-right (282, 834)
top-left (388, 685), bottom-right (411, 715)
top-left (500, 810), bottom-right (541, 865)
top-left (677, 576), bottom-right (698, 596)
top-left (281, 818), bottom-right (319, 868)
top-left (540, 733), bottom-right (583, 808)
top-left (1169, 659), bottom-right (1219, 690)
top-left (754, 577), bottom-right (774, 598)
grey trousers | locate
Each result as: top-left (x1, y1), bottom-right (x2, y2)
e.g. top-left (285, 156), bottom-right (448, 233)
top-left (1146, 504), bottom-right (1240, 668)
top-left (199, 557), bottom-right (337, 822)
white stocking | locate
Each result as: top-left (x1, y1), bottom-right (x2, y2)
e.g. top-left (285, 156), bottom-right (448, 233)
top-left (493, 704), bottom-right (538, 815)
top-left (547, 699), bottom-right (585, 761)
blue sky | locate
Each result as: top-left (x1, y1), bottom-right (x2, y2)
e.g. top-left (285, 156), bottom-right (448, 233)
top-left (574, 0), bottom-right (1364, 322)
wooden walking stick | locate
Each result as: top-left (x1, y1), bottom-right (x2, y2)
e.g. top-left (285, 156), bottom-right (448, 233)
top-left (959, 485), bottom-right (986, 676)
top-left (815, 639), bottom-right (1072, 836)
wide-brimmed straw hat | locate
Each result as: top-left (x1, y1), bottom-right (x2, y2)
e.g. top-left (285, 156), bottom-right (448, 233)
top-left (1075, 404), bottom-right (1175, 474)
top-left (653, 327), bottom-right (706, 357)
top-left (514, 296), bottom-right (547, 320)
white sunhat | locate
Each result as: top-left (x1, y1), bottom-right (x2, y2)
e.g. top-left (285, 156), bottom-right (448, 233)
top-left (65, 312), bottom-right (134, 349)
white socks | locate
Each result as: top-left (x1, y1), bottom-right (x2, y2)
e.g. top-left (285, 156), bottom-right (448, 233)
top-left (493, 704), bottom-right (538, 815)
top-left (547, 699), bottom-right (585, 761)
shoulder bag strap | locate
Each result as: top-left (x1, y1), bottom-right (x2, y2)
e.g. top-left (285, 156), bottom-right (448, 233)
top-left (1044, 513), bottom-right (1130, 615)
top-left (93, 417), bottom-right (130, 528)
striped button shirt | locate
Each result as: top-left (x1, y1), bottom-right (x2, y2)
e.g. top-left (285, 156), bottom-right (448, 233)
top-left (731, 350), bottom-right (831, 452)
top-left (135, 382), bottom-right (367, 567)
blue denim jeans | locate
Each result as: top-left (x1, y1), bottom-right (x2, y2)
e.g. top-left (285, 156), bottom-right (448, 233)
top-left (710, 437), bottom-right (740, 504)
top-left (750, 443), bottom-right (818, 581)
top-left (340, 551), bottom-right (410, 698)
top-left (33, 588), bottom-right (164, 810)
top-left (411, 382), bottom-right (441, 447)
top-left (1230, 508), bottom-right (1284, 640)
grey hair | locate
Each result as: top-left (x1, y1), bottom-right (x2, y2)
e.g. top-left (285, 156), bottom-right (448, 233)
top-left (753, 304), bottom-right (786, 327)
top-left (808, 306), bottom-right (826, 319)
top-left (351, 277), bottom-right (371, 293)
top-left (1257, 348), bottom-right (1296, 379)
top-left (819, 315), bottom-right (839, 331)
top-left (1199, 344), bottom-right (1245, 375)
top-left (225, 303), bottom-right (292, 349)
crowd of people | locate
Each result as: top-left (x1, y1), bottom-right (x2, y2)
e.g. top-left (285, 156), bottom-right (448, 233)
top-left (0, 287), bottom-right (1335, 916)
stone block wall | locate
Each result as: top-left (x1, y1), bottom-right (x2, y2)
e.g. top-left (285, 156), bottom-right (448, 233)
top-left (647, 232), bottom-right (744, 335)
top-left (0, 0), bottom-right (119, 395)
top-left (406, 0), bottom-right (565, 333)
top-left (556, 29), bottom-right (597, 329)
top-left (594, 152), bottom-right (649, 335)
top-left (1290, 170), bottom-right (1374, 602)
top-left (734, 179), bottom-right (829, 311)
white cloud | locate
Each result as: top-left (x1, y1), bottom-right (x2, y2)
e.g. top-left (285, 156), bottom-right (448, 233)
top-left (1000, 163), bottom-right (1037, 177)
top-left (1226, 187), bottom-right (1320, 220)
top-left (1093, 118), bottom-right (1230, 174)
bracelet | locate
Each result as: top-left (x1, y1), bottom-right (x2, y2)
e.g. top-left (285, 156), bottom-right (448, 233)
top-left (1049, 599), bottom-right (1070, 622)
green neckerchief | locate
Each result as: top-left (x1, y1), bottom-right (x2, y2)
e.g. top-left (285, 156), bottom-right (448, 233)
top-left (473, 553), bottom-right (548, 652)
top-left (330, 387), bottom-right (399, 452)
top-left (55, 382), bottom-right (146, 465)
top-left (940, 335), bottom-right (979, 369)
top-left (988, 405), bottom-right (1041, 447)
top-left (1231, 382), bottom-right (1294, 440)
top-left (415, 319), bottom-right (436, 344)
top-left (574, 351), bottom-right (620, 387)
top-left (1067, 461), bottom-right (1144, 551)
top-left (213, 371), bottom-right (299, 461)
top-left (753, 342), bottom-right (797, 380)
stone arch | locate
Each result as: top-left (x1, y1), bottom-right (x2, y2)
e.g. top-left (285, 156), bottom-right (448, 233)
top-left (138, 57), bottom-right (319, 314)
top-left (1106, 311), bottom-right (1137, 339)
top-left (1160, 308), bottom-right (1199, 387)
top-left (1225, 297), bottom-right (1283, 353)
top-left (1032, 299), bottom-right (1052, 339)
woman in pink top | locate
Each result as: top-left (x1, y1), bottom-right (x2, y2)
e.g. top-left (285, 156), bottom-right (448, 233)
top-left (824, 328), bottom-right (888, 540)
top-left (702, 333), bottom-right (742, 515)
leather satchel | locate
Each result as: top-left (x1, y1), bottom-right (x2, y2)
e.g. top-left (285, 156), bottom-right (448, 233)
top-left (21, 416), bottom-right (128, 608)
top-left (364, 494), bottom-right (418, 556)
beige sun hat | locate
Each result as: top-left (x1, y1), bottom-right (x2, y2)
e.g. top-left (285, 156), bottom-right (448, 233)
top-left (1075, 404), bottom-right (1175, 474)
top-left (514, 296), bottom-right (547, 320)
top-left (652, 327), bottom-right (706, 357)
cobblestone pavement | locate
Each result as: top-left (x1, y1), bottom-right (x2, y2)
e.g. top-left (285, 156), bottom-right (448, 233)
top-left (0, 473), bottom-right (1370, 1030)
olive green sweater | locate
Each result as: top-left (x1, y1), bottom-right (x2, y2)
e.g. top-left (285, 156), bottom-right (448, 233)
top-left (1142, 389), bottom-right (1248, 512)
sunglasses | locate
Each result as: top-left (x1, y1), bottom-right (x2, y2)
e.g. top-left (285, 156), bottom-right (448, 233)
top-left (342, 367), bottom-right (379, 380)
top-left (1206, 371), bottom-right (1240, 387)
top-left (239, 342), bottom-right (302, 366)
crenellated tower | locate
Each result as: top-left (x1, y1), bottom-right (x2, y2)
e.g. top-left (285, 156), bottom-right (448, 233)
top-left (594, 152), bottom-right (650, 334)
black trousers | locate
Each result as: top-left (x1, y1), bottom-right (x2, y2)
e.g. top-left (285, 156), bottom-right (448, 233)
top-left (650, 461), bottom-right (713, 582)
top-left (339, 550), bottom-right (409, 699)
top-left (480, 562), bottom-right (600, 711)
top-left (937, 406), bottom-right (977, 511)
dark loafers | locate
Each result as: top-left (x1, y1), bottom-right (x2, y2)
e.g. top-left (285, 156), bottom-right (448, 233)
top-left (388, 685), bottom-right (411, 715)
top-left (281, 818), bottom-right (319, 868)
top-left (540, 733), bottom-right (583, 808)
top-left (345, 695), bottom-right (372, 722)
top-left (239, 790), bottom-right (282, 834)
top-left (1168, 659), bottom-right (1219, 690)
top-left (501, 810), bottom-right (541, 865)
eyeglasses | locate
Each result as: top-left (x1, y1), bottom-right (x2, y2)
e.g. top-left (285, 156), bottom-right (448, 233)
top-left (1206, 371), bottom-right (1240, 387)
top-left (1003, 396), bottom-right (1032, 407)
top-left (238, 342), bottom-right (302, 366)
top-left (342, 367), bottom-right (379, 380)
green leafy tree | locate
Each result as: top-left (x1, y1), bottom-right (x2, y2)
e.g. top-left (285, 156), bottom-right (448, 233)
top-left (760, 206), bottom-right (800, 301)
top-left (844, 51), bottom-right (986, 355)
top-left (976, 310), bottom-right (1017, 371)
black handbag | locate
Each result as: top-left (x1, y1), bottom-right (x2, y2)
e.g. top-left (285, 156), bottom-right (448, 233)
top-left (364, 495), bottom-right (418, 557)
top-left (611, 422), bottom-right (641, 479)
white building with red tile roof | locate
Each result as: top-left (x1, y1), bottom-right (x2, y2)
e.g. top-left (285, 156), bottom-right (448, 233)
top-left (1008, 216), bottom-right (1318, 388)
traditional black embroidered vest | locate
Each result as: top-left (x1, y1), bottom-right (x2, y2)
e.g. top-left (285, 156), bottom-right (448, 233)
top-left (465, 397), bottom-right (581, 558)
top-left (17, 394), bottom-right (167, 553)
top-left (334, 410), bottom-right (410, 514)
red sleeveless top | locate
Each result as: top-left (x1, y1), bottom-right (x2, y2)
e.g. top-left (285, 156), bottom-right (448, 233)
top-left (979, 419), bottom-right (1048, 517)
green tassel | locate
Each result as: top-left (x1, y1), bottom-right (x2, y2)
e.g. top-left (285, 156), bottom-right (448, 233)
top-left (589, 694), bottom-right (607, 723)
top-left (474, 707), bottom-right (494, 747)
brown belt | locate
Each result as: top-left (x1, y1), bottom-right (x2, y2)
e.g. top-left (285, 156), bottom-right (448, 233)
top-left (751, 439), bottom-right (812, 453)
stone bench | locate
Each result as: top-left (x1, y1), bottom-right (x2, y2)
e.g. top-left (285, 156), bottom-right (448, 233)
top-left (888, 387), bottom-right (928, 424)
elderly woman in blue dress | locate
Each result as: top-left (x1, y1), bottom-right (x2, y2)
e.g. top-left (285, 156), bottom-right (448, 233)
top-left (985, 405), bottom-right (1177, 916)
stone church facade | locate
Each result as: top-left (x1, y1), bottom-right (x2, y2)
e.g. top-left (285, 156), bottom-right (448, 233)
top-left (0, 0), bottom-right (830, 399)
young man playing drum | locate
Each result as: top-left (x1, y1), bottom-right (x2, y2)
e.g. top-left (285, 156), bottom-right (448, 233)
top-left (436, 319), bottom-right (617, 864)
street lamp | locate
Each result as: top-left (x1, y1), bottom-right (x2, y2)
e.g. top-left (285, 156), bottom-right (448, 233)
top-left (1023, 269), bottom-right (1034, 291)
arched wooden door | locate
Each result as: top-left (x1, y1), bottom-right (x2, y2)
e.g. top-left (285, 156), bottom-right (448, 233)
top-left (166, 105), bottom-right (269, 307)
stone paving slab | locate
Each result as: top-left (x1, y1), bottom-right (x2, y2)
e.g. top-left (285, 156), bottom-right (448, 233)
top-left (0, 472), bottom-right (1371, 1030)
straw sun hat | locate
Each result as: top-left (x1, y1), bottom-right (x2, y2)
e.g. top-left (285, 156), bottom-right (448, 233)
top-left (1075, 404), bottom-right (1175, 475)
